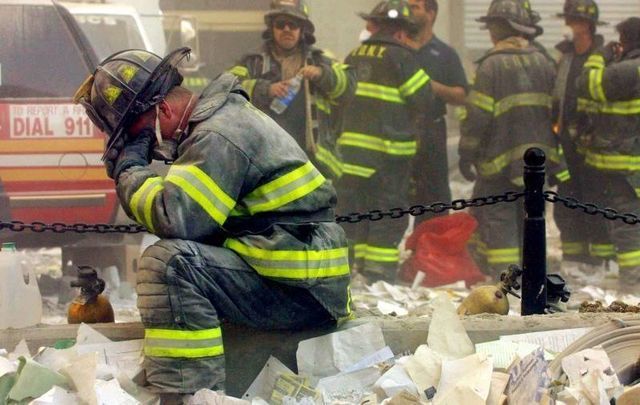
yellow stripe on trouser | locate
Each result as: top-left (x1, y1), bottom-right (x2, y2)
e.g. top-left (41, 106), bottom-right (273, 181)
top-left (316, 146), bottom-right (343, 177)
top-left (485, 248), bottom-right (520, 265)
top-left (338, 132), bottom-right (417, 156)
top-left (354, 244), bottom-right (367, 259)
top-left (494, 93), bottom-right (552, 117)
top-left (144, 328), bottom-right (224, 359)
top-left (166, 165), bottom-right (236, 226)
top-left (585, 152), bottom-right (640, 171)
top-left (479, 144), bottom-right (560, 177)
top-left (364, 245), bottom-right (399, 263)
top-left (129, 177), bottom-right (164, 233)
top-left (590, 244), bottom-right (616, 259)
top-left (617, 250), bottom-right (640, 268)
top-left (555, 169), bottom-right (571, 183)
top-left (398, 69), bottom-right (431, 97)
top-left (224, 239), bottom-right (350, 279)
top-left (355, 82), bottom-right (405, 104)
top-left (342, 163), bottom-right (376, 178)
top-left (562, 242), bottom-right (586, 256)
top-left (467, 91), bottom-right (495, 113)
top-left (241, 161), bottom-right (326, 214)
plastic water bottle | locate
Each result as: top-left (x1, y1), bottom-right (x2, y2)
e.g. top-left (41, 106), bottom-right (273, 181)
top-left (270, 74), bottom-right (303, 114)
top-left (0, 242), bottom-right (43, 329)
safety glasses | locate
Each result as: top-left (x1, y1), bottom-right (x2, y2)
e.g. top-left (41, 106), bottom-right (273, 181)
top-left (273, 18), bottom-right (301, 30)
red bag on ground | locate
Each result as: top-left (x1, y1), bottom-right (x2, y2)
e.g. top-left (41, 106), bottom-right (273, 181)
top-left (400, 212), bottom-right (485, 288)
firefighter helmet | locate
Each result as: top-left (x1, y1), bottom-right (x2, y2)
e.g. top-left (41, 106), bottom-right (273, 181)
top-left (73, 47), bottom-right (190, 159)
top-left (557, 0), bottom-right (607, 26)
top-left (357, 0), bottom-right (416, 29)
top-left (477, 0), bottom-right (538, 36)
top-left (264, 0), bottom-right (316, 44)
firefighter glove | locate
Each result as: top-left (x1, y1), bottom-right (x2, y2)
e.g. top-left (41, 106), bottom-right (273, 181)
top-left (600, 41), bottom-right (621, 63)
top-left (105, 128), bottom-right (154, 181)
top-left (459, 158), bottom-right (477, 182)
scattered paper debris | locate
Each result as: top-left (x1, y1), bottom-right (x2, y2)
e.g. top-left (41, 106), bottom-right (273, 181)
top-left (558, 348), bottom-right (624, 403)
top-left (434, 353), bottom-right (493, 405)
top-left (505, 348), bottom-right (549, 404)
top-left (403, 345), bottom-right (442, 394)
top-left (243, 356), bottom-right (296, 401)
top-left (427, 295), bottom-right (474, 360)
top-left (500, 328), bottom-right (592, 354)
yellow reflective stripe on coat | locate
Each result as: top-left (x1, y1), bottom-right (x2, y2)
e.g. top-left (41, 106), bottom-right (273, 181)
top-left (485, 248), bottom-right (520, 264)
top-left (354, 244), bottom-right (367, 259)
top-left (398, 69), bottom-right (431, 98)
top-left (584, 54), bottom-right (605, 69)
top-left (467, 90), bottom-right (495, 113)
top-left (166, 165), bottom-right (236, 226)
top-left (242, 161), bottom-right (326, 214)
top-left (338, 132), bottom-right (417, 156)
top-left (356, 82), bottom-right (404, 104)
top-left (364, 245), bottom-right (399, 263)
top-left (224, 239), bottom-right (350, 279)
top-left (555, 169), bottom-right (571, 183)
top-left (342, 163), bottom-right (376, 178)
top-left (129, 177), bottom-right (163, 233)
top-left (316, 97), bottom-right (332, 114)
top-left (316, 145), bottom-right (343, 178)
top-left (562, 242), bottom-right (586, 256)
top-left (590, 244), bottom-right (616, 258)
top-left (599, 99), bottom-right (640, 115)
top-left (242, 79), bottom-right (257, 99)
top-left (588, 69), bottom-right (607, 102)
top-left (494, 93), bottom-right (552, 117)
top-left (144, 328), bottom-right (224, 359)
top-left (328, 63), bottom-right (349, 99)
top-left (617, 250), bottom-right (640, 268)
top-left (479, 144), bottom-right (561, 177)
top-left (577, 97), bottom-right (600, 113)
top-left (228, 65), bottom-right (249, 79)
top-left (585, 152), bottom-right (640, 171)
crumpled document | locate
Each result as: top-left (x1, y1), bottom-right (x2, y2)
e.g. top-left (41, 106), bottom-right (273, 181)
top-left (189, 390), bottom-right (250, 405)
top-left (433, 353), bottom-right (494, 405)
top-left (558, 348), bottom-right (623, 404)
top-left (427, 295), bottom-right (474, 360)
top-left (270, 374), bottom-right (320, 405)
top-left (374, 357), bottom-right (419, 398)
top-left (7, 356), bottom-right (68, 403)
top-left (403, 345), bottom-right (442, 394)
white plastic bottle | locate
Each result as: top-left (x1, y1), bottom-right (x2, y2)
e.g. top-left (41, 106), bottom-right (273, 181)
top-left (0, 243), bottom-right (42, 329)
top-left (270, 74), bottom-right (303, 114)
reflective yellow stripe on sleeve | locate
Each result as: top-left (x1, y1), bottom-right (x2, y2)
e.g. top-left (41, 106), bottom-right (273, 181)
top-left (228, 65), bottom-right (249, 79)
top-left (555, 169), bottom-right (571, 183)
top-left (338, 132), bottom-right (417, 156)
top-left (144, 328), bottom-right (224, 359)
top-left (129, 177), bottom-right (164, 233)
top-left (588, 69), bottom-right (607, 102)
top-left (166, 165), bottom-right (236, 226)
top-left (224, 239), bottom-right (350, 279)
top-left (242, 161), bottom-right (326, 214)
top-left (398, 69), bottom-right (431, 98)
top-left (356, 82), bottom-right (404, 104)
top-left (242, 79), bottom-right (257, 99)
top-left (329, 63), bottom-right (349, 99)
top-left (494, 93), bottom-right (552, 117)
top-left (467, 90), bottom-right (495, 113)
top-left (584, 54), bottom-right (605, 69)
top-left (577, 97), bottom-right (600, 113)
top-left (354, 244), bottom-right (367, 259)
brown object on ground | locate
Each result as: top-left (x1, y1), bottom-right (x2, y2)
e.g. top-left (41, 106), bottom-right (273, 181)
top-left (67, 266), bottom-right (115, 324)
top-left (458, 285), bottom-right (510, 316)
top-left (579, 300), bottom-right (640, 313)
top-left (617, 385), bottom-right (640, 405)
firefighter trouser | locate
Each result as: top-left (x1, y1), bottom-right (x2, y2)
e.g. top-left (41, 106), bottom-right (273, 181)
top-left (589, 172), bottom-right (640, 284)
top-left (554, 140), bottom-right (613, 263)
top-left (336, 162), bottom-right (410, 283)
top-left (412, 118), bottom-right (452, 224)
top-left (137, 239), bottom-right (334, 394)
top-left (471, 176), bottom-right (522, 278)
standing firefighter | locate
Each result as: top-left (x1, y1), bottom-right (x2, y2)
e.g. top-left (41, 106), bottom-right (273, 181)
top-left (228, 0), bottom-right (354, 181)
top-left (74, 48), bottom-right (351, 400)
top-left (338, 0), bottom-right (434, 283)
top-left (460, 0), bottom-right (568, 278)
top-left (553, 0), bottom-right (613, 280)
top-left (577, 17), bottom-right (640, 293)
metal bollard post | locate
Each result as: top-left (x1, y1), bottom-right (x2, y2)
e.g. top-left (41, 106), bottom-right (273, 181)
top-left (521, 148), bottom-right (547, 315)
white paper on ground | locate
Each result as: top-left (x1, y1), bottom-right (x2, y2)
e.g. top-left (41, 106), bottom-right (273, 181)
top-left (188, 389), bottom-right (250, 405)
top-left (374, 357), bottom-right (419, 398)
top-left (30, 386), bottom-right (80, 405)
top-left (76, 340), bottom-right (143, 380)
top-left (316, 367), bottom-right (381, 404)
top-left (505, 347), bottom-right (549, 405)
top-left (427, 295), bottom-right (474, 360)
top-left (475, 341), bottom-right (542, 370)
top-left (60, 352), bottom-right (98, 405)
top-left (342, 347), bottom-right (394, 374)
top-left (242, 356), bottom-right (295, 401)
top-left (95, 379), bottom-right (141, 405)
top-left (34, 347), bottom-right (79, 373)
top-left (403, 345), bottom-right (442, 394)
top-left (499, 328), bottom-right (592, 354)
top-left (115, 371), bottom-right (159, 405)
top-left (0, 356), bottom-right (15, 378)
top-left (377, 301), bottom-right (409, 317)
top-left (296, 323), bottom-right (386, 382)
top-left (76, 323), bottom-right (112, 345)
top-left (8, 356), bottom-right (69, 402)
top-left (560, 348), bottom-right (622, 402)
top-left (9, 340), bottom-right (31, 361)
top-left (486, 372), bottom-right (510, 405)
top-left (434, 353), bottom-right (493, 405)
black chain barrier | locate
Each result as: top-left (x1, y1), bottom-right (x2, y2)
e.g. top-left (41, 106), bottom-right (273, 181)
top-left (0, 191), bottom-right (525, 234)
top-left (3, 190), bottom-right (639, 235)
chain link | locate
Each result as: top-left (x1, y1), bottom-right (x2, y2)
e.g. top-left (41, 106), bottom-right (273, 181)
top-left (0, 191), bottom-right (526, 234)
top-left (545, 191), bottom-right (640, 225)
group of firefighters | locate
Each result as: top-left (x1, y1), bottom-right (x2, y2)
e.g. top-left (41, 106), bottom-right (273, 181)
top-left (72, 0), bottom-right (640, 400)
